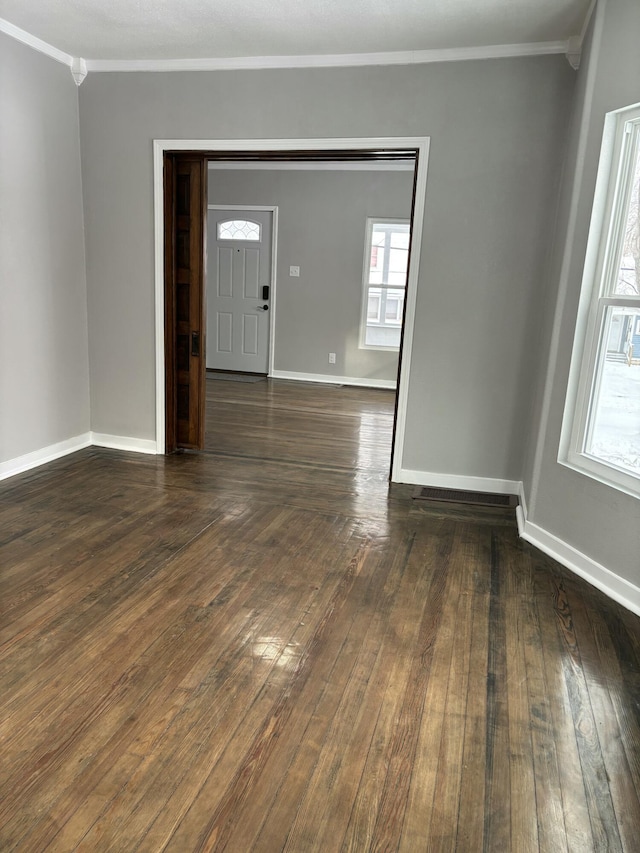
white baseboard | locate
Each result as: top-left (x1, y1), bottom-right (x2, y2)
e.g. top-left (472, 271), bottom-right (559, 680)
top-left (396, 468), bottom-right (521, 495)
top-left (515, 480), bottom-right (528, 536)
top-left (90, 433), bottom-right (157, 454)
top-left (270, 369), bottom-right (396, 390)
top-left (0, 433), bottom-right (92, 481)
top-left (517, 485), bottom-right (640, 617)
top-left (0, 432), bottom-right (158, 483)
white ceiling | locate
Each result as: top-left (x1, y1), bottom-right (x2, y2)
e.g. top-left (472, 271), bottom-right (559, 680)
top-left (0, 0), bottom-right (592, 63)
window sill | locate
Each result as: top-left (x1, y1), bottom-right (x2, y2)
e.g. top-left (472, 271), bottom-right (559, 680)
top-left (559, 451), bottom-right (640, 501)
top-left (359, 343), bottom-right (400, 352)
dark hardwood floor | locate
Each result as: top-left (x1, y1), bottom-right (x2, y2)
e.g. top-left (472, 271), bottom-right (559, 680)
top-left (1, 376), bottom-right (640, 851)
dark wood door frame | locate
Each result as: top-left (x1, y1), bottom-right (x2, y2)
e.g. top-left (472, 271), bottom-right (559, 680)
top-left (160, 142), bottom-right (427, 474)
top-left (164, 154), bottom-right (207, 452)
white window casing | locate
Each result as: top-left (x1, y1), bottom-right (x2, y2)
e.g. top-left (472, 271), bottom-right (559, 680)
top-left (359, 218), bottom-right (410, 351)
top-left (561, 103), bottom-right (640, 499)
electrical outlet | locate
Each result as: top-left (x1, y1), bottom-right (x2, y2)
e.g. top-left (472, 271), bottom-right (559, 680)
top-left (289, 265), bottom-right (300, 277)
top-left (328, 352), bottom-right (336, 364)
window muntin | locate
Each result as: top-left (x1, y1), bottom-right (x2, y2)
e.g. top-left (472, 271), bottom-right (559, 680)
top-left (360, 219), bottom-right (410, 349)
top-left (565, 106), bottom-right (640, 495)
top-left (217, 219), bottom-right (261, 241)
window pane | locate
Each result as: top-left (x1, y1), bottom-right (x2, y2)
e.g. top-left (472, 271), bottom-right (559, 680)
top-left (217, 219), bottom-right (261, 241)
top-left (365, 286), bottom-right (404, 343)
top-left (615, 137), bottom-right (640, 295)
top-left (586, 306), bottom-right (640, 475)
top-left (390, 228), bottom-right (410, 249)
top-left (364, 325), bottom-right (402, 348)
top-left (388, 246), bottom-right (408, 286)
top-left (368, 246), bottom-right (385, 284)
top-left (371, 228), bottom-right (387, 247)
top-left (369, 226), bottom-right (410, 286)
top-left (384, 291), bottom-right (404, 324)
top-left (367, 289), bottom-right (381, 321)
top-left (385, 297), bottom-right (400, 321)
top-left (362, 220), bottom-right (409, 349)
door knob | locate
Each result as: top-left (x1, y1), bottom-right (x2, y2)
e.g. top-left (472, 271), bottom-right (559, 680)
top-left (258, 305), bottom-right (269, 311)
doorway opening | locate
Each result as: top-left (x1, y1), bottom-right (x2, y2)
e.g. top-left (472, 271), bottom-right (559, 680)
top-left (156, 138), bottom-right (430, 481)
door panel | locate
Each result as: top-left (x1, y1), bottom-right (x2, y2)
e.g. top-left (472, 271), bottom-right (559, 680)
top-left (243, 314), bottom-right (259, 354)
top-left (206, 209), bottom-right (272, 373)
top-left (218, 249), bottom-right (233, 297)
top-left (164, 155), bottom-right (206, 451)
top-left (218, 313), bottom-right (232, 352)
top-left (244, 249), bottom-right (260, 297)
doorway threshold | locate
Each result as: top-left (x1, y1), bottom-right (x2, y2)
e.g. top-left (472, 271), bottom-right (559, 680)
top-left (207, 372), bottom-right (266, 383)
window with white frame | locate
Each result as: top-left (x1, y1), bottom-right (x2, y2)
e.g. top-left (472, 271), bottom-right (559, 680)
top-left (360, 219), bottom-right (410, 349)
top-left (563, 104), bottom-right (640, 496)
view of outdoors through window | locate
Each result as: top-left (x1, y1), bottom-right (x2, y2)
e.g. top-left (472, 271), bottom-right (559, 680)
top-left (586, 134), bottom-right (640, 477)
top-left (364, 221), bottom-right (410, 348)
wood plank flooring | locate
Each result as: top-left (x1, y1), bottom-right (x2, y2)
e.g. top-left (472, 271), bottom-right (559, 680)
top-left (1, 377), bottom-right (640, 851)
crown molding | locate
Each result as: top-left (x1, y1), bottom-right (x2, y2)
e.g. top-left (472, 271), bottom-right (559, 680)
top-left (0, 17), bottom-right (89, 84)
top-left (0, 16), bottom-right (571, 79)
top-left (85, 41), bottom-right (568, 73)
top-left (0, 16), bottom-right (73, 67)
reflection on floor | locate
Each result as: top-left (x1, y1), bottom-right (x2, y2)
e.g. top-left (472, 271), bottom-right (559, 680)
top-left (206, 375), bottom-right (395, 475)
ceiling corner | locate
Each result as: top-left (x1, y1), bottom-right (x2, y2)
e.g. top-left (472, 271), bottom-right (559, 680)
top-left (565, 35), bottom-right (582, 70)
top-left (71, 56), bottom-right (87, 85)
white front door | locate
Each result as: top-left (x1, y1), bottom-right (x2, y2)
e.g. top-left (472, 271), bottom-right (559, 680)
top-left (206, 209), bottom-right (272, 373)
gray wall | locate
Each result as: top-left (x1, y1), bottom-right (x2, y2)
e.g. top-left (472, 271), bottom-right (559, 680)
top-left (78, 56), bottom-right (573, 480)
top-left (0, 34), bottom-right (89, 464)
top-left (208, 167), bottom-right (414, 382)
top-left (523, 0), bottom-right (640, 583)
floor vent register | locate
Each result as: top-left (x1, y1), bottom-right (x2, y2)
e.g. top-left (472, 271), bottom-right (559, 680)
top-left (412, 487), bottom-right (519, 508)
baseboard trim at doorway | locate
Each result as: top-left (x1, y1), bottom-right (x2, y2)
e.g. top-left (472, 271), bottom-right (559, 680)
top-left (270, 370), bottom-right (396, 390)
top-left (207, 371), bottom-right (266, 383)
